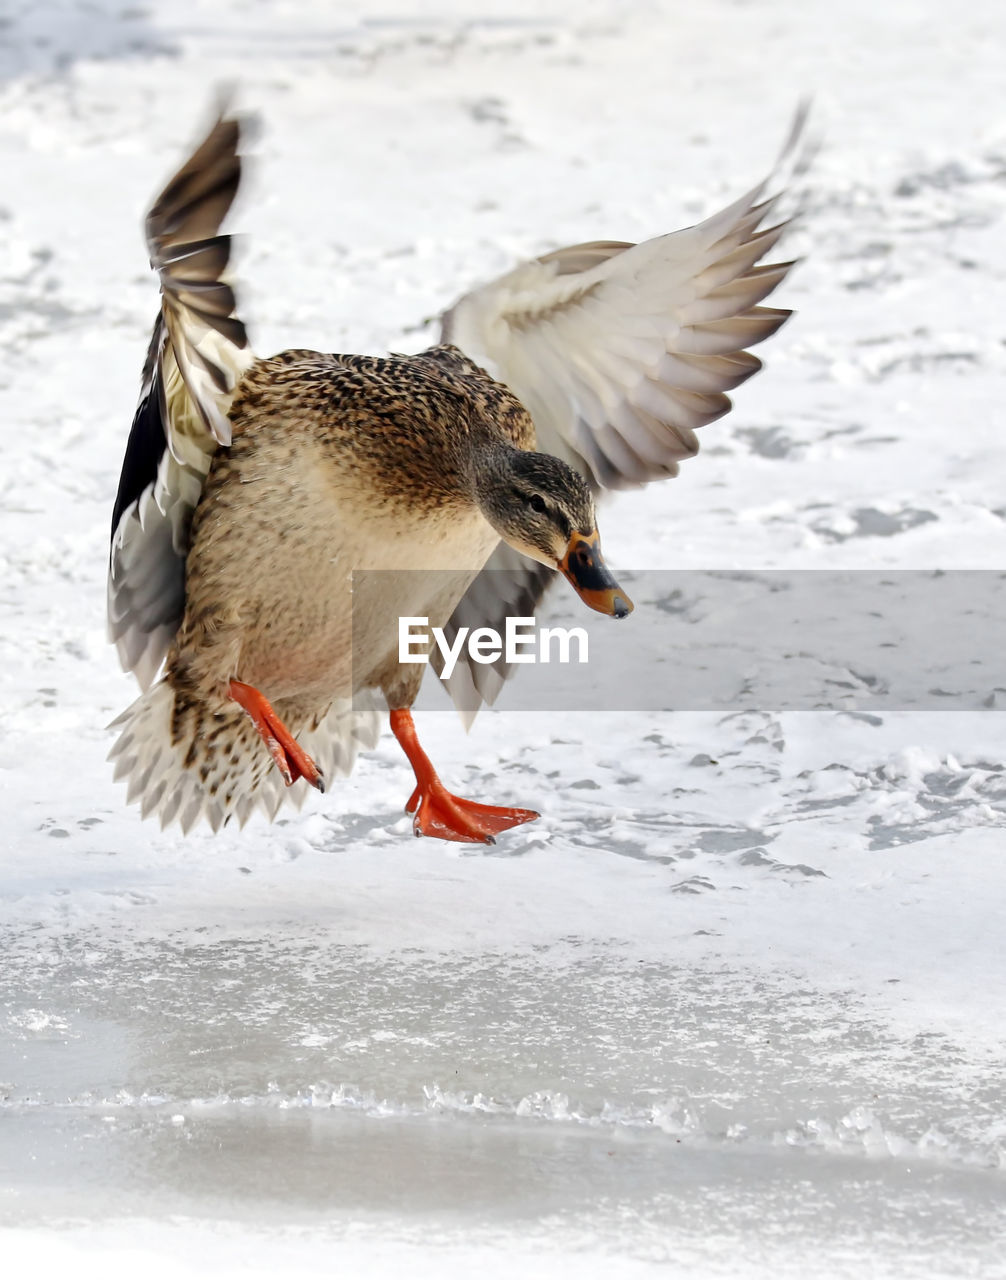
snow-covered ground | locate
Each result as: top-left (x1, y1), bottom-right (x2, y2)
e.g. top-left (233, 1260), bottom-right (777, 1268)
top-left (2, 1), bottom-right (1005, 1275)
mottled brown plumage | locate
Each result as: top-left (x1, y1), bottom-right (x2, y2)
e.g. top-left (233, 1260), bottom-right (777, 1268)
top-left (168, 343), bottom-right (550, 731)
top-left (110, 310), bottom-right (604, 835)
top-left (108, 102), bottom-right (803, 838)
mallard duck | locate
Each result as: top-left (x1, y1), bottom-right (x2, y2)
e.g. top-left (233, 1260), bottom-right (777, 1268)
top-left (108, 106), bottom-right (804, 841)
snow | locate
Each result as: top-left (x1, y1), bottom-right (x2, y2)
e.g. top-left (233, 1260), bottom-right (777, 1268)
top-left (2, 0), bottom-right (1005, 1276)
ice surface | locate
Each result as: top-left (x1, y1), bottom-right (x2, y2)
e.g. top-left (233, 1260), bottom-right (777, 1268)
top-left (1, 1), bottom-right (1005, 1276)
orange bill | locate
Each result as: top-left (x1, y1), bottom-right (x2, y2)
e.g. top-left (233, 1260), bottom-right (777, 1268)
top-left (557, 530), bottom-right (634, 619)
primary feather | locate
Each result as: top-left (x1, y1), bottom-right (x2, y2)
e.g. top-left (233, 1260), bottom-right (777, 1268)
top-left (107, 112), bottom-right (254, 692)
top-left (436, 108), bottom-right (810, 715)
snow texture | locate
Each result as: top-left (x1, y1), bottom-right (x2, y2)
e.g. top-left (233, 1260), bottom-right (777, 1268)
top-left (1, 1), bottom-right (1005, 1276)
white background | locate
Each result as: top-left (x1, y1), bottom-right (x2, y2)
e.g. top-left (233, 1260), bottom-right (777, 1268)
top-left (1, 1), bottom-right (1004, 1275)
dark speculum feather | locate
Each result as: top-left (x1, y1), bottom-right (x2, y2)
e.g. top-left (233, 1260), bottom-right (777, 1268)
top-left (111, 315), bottom-right (168, 544)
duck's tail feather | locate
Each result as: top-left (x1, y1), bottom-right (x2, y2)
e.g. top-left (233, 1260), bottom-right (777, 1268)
top-left (108, 682), bottom-right (382, 834)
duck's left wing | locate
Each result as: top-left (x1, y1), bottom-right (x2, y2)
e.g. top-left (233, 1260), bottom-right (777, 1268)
top-left (108, 111), bottom-right (255, 690)
top-left (436, 110), bottom-right (808, 717)
top-left (441, 110), bottom-right (807, 490)
top-left (431, 544), bottom-right (556, 725)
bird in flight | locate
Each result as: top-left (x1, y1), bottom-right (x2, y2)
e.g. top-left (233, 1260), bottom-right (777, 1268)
top-left (108, 104), bottom-right (805, 841)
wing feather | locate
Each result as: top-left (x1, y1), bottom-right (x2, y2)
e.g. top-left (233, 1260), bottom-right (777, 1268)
top-left (108, 109), bottom-right (254, 690)
top-left (431, 544), bottom-right (558, 727)
top-left (438, 107), bottom-right (811, 716)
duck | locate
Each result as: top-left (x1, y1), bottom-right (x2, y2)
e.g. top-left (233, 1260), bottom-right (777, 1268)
top-left (108, 104), bottom-right (805, 842)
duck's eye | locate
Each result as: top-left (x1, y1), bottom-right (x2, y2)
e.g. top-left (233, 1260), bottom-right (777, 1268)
top-left (528, 493), bottom-right (547, 514)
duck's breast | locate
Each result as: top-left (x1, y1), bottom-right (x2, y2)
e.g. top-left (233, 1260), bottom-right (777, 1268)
top-left (180, 432), bottom-right (500, 708)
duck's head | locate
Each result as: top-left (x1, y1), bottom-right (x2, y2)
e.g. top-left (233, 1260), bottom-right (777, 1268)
top-left (475, 447), bottom-right (634, 619)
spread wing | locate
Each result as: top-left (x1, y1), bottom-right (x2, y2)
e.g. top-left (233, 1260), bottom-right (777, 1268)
top-left (430, 544), bottom-right (557, 726)
top-left (108, 110), bottom-right (255, 690)
top-left (437, 107), bottom-right (810, 716)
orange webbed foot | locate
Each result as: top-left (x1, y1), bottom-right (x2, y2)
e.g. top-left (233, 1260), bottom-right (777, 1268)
top-left (228, 679), bottom-right (325, 792)
top-left (409, 777), bottom-right (538, 845)
top-left (391, 707), bottom-right (538, 845)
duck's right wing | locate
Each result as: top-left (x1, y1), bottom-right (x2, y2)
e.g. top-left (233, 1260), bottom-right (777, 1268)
top-left (108, 111), bottom-right (255, 691)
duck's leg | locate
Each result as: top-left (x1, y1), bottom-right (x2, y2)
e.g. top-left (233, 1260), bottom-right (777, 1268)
top-left (228, 679), bottom-right (325, 792)
top-left (389, 708), bottom-right (538, 845)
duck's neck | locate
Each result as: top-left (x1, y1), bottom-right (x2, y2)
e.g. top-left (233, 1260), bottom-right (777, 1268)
top-left (462, 434), bottom-right (526, 519)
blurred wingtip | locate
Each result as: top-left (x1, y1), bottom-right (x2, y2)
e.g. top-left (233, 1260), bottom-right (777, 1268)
top-left (784, 96), bottom-right (824, 184)
top-left (197, 83), bottom-right (263, 151)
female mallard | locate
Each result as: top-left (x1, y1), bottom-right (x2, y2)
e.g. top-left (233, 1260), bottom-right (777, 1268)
top-left (108, 107), bottom-right (803, 841)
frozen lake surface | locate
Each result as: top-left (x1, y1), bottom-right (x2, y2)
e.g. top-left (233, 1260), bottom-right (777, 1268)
top-left (4, 867), bottom-right (1006, 1278)
top-left (1, 0), bottom-right (1005, 1275)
